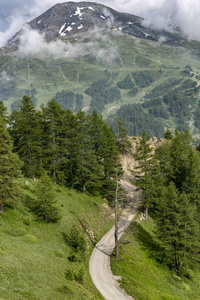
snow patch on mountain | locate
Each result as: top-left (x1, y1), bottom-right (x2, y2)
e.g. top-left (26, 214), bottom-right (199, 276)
top-left (66, 26), bottom-right (73, 32)
top-left (59, 23), bottom-right (66, 35)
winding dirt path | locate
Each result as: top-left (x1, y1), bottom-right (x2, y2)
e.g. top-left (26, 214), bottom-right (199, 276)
top-left (89, 180), bottom-right (141, 300)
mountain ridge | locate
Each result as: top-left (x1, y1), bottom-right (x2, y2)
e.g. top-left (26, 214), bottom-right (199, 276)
top-left (2, 1), bottom-right (182, 52)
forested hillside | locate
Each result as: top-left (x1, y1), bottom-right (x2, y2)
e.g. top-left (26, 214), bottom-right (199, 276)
top-left (2, 31), bottom-right (200, 140)
top-left (2, 94), bottom-right (200, 299)
top-left (111, 129), bottom-right (200, 300)
top-left (0, 97), bottom-right (123, 299)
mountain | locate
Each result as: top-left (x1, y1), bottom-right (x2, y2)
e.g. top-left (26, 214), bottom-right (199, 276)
top-left (1, 1), bottom-right (200, 140)
top-left (3, 1), bottom-right (179, 50)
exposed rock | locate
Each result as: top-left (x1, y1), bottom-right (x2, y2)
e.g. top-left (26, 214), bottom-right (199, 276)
top-left (3, 1), bottom-right (181, 51)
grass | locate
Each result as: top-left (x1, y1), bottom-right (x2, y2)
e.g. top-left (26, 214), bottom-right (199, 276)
top-left (2, 32), bottom-right (200, 137)
top-left (111, 216), bottom-right (200, 300)
top-left (0, 178), bottom-right (114, 299)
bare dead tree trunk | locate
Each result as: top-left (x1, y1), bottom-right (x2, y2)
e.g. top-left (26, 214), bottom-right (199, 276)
top-left (145, 206), bottom-right (148, 221)
top-left (115, 169), bottom-right (120, 260)
top-left (0, 196), bottom-right (4, 214)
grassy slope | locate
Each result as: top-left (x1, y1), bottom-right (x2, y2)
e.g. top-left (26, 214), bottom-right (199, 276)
top-left (2, 33), bottom-right (200, 114)
top-left (111, 216), bottom-right (200, 300)
top-left (1, 32), bottom-right (200, 141)
top-left (0, 178), bottom-right (114, 300)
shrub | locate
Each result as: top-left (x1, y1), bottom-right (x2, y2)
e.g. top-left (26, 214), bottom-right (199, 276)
top-left (63, 225), bottom-right (87, 253)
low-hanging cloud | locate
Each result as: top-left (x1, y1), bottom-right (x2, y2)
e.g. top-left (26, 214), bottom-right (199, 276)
top-left (1, 0), bottom-right (200, 48)
top-left (17, 25), bottom-right (118, 63)
top-left (112, 0), bottom-right (200, 40)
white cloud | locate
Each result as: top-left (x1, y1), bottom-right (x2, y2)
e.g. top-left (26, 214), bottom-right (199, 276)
top-left (1, 0), bottom-right (200, 48)
top-left (0, 16), bottom-right (27, 48)
top-left (17, 25), bottom-right (118, 62)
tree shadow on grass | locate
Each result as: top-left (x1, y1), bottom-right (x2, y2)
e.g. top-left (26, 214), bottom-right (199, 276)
top-left (131, 221), bottom-right (163, 261)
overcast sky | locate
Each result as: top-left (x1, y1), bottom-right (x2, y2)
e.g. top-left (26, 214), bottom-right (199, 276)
top-left (1, 0), bottom-right (200, 47)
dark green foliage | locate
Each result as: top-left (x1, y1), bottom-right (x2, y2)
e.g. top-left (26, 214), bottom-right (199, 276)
top-left (100, 123), bottom-right (123, 203)
top-left (128, 87), bottom-right (138, 96)
top-left (28, 173), bottom-right (60, 222)
top-left (74, 110), bottom-right (102, 193)
top-left (136, 129), bottom-right (200, 274)
top-left (86, 79), bottom-right (121, 113)
top-left (0, 116), bottom-right (22, 213)
top-left (117, 75), bottom-right (135, 89)
top-left (54, 89), bottom-right (83, 112)
top-left (132, 130), bottom-right (153, 218)
top-left (10, 95), bottom-right (42, 179)
top-left (164, 128), bottom-right (173, 139)
top-left (144, 78), bottom-right (182, 100)
top-left (108, 103), bottom-right (165, 138)
top-left (156, 183), bottom-right (200, 274)
top-left (9, 97), bottom-right (122, 199)
top-left (65, 264), bottom-right (85, 284)
top-left (39, 99), bottom-right (67, 184)
top-left (0, 100), bottom-right (9, 123)
top-left (142, 98), bottom-right (163, 108)
top-left (148, 105), bottom-right (169, 119)
top-left (194, 102), bottom-right (200, 129)
top-left (63, 224), bottom-right (87, 263)
top-left (117, 117), bottom-right (132, 155)
top-left (132, 70), bottom-right (160, 88)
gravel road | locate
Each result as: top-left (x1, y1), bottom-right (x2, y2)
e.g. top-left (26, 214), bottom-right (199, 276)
top-left (89, 180), bottom-right (141, 300)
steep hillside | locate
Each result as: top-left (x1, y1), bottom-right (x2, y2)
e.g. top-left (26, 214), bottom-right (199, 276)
top-left (0, 179), bottom-right (114, 299)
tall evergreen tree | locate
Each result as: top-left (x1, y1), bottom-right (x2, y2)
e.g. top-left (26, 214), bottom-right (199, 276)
top-left (30, 172), bottom-right (60, 222)
top-left (0, 100), bottom-right (9, 124)
top-left (132, 130), bottom-right (153, 220)
top-left (88, 110), bottom-right (104, 161)
top-left (61, 109), bottom-right (78, 186)
top-left (156, 182), bottom-right (200, 274)
top-left (75, 110), bottom-right (102, 193)
top-left (117, 117), bottom-right (132, 155)
top-left (0, 116), bottom-right (22, 213)
top-left (41, 99), bottom-right (66, 184)
top-left (10, 95), bottom-right (41, 179)
top-left (100, 123), bottom-right (123, 203)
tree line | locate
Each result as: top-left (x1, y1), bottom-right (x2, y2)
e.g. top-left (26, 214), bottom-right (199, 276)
top-left (133, 129), bottom-right (200, 275)
top-left (0, 96), bottom-right (127, 215)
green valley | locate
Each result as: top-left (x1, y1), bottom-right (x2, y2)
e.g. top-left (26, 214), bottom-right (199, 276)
top-left (2, 32), bottom-right (200, 139)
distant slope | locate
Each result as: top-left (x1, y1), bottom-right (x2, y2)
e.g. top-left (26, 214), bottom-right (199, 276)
top-left (1, 2), bottom-right (200, 139)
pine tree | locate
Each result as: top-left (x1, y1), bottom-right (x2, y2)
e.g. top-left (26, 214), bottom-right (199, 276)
top-left (0, 116), bottom-right (22, 213)
top-left (88, 110), bottom-right (104, 161)
top-left (117, 117), bottom-right (132, 155)
top-left (164, 128), bottom-right (173, 139)
top-left (156, 182), bottom-right (200, 274)
top-left (0, 100), bottom-right (9, 124)
top-left (41, 99), bottom-right (66, 184)
top-left (61, 109), bottom-right (78, 186)
top-left (100, 123), bottom-right (123, 203)
top-left (133, 130), bottom-right (153, 220)
top-left (10, 95), bottom-right (41, 179)
top-left (31, 172), bottom-right (60, 222)
top-left (75, 110), bottom-right (102, 193)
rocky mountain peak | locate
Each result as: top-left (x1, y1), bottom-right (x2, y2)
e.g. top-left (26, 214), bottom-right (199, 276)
top-left (3, 1), bottom-right (180, 52)
top-left (28, 1), bottom-right (146, 40)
